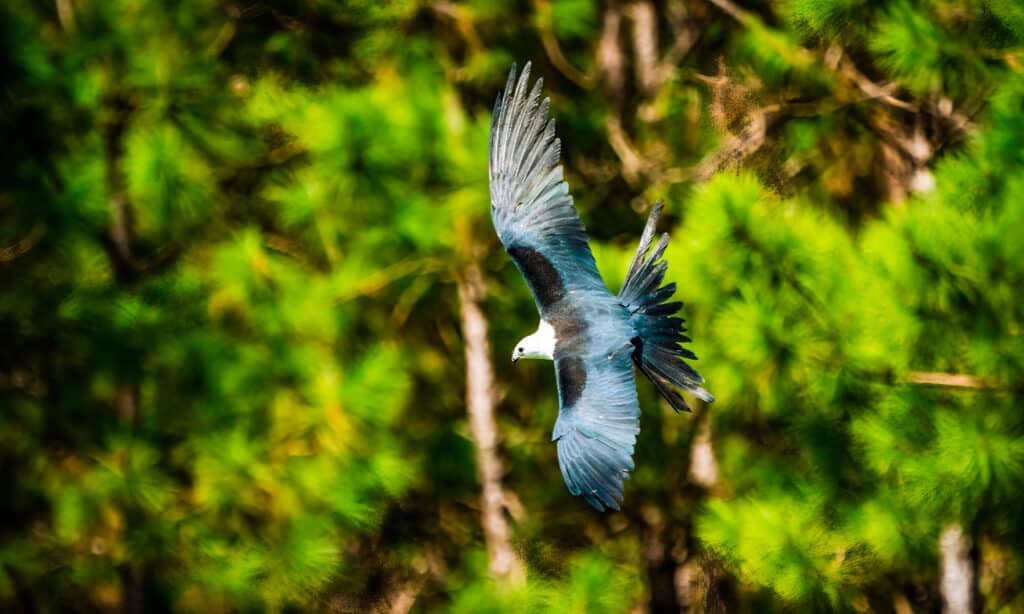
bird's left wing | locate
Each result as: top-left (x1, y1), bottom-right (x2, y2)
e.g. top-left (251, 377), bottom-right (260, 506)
top-left (489, 63), bottom-right (607, 314)
top-left (552, 350), bottom-right (641, 511)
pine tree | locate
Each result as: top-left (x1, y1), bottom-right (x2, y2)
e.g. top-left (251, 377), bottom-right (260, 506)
top-left (679, 2), bottom-right (1024, 608)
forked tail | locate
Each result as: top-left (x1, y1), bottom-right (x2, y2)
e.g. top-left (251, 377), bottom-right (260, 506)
top-left (618, 202), bottom-right (714, 412)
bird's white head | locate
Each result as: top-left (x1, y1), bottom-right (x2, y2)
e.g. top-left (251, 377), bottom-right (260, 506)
top-left (512, 320), bottom-right (556, 363)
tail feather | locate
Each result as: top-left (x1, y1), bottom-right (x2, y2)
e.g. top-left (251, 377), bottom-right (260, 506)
top-left (619, 202), bottom-right (714, 412)
top-left (636, 361), bottom-right (690, 413)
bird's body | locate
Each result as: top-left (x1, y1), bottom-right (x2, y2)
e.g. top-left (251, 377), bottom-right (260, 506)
top-left (490, 63), bottom-right (713, 511)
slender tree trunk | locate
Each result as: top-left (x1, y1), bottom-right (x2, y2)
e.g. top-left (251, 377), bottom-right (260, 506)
top-left (683, 402), bottom-right (735, 613)
top-left (640, 506), bottom-right (682, 613)
top-left (597, 0), bottom-right (625, 107)
top-left (689, 407), bottom-right (719, 489)
top-left (457, 263), bottom-right (524, 584)
top-left (101, 98), bottom-right (151, 614)
top-left (629, 0), bottom-right (658, 96)
top-left (940, 523), bottom-right (978, 614)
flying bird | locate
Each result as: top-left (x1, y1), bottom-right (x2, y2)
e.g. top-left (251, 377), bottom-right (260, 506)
top-left (489, 63), bottom-right (714, 511)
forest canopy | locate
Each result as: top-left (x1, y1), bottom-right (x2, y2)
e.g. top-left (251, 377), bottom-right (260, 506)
top-left (1, 0), bottom-right (1023, 612)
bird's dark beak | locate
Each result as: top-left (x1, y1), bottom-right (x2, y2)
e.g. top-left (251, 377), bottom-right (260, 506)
top-left (512, 356), bottom-right (519, 364)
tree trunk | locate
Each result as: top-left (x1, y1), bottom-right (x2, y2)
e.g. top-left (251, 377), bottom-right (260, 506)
top-left (457, 263), bottom-right (524, 584)
top-left (689, 407), bottom-right (719, 489)
top-left (939, 523), bottom-right (977, 614)
top-left (684, 402), bottom-right (735, 613)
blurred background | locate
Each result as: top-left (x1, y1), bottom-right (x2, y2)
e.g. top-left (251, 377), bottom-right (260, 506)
top-left (2, 0), bottom-right (1023, 612)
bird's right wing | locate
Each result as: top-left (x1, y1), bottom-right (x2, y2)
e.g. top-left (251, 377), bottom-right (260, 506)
top-left (551, 350), bottom-right (641, 511)
top-left (489, 63), bottom-right (607, 314)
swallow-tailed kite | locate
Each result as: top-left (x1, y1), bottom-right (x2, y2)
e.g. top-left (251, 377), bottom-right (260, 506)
top-left (489, 63), bottom-right (714, 511)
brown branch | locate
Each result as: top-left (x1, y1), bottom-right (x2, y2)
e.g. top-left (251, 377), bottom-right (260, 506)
top-left (606, 115), bottom-right (691, 185)
top-left (838, 55), bottom-right (916, 112)
top-left (706, 2), bottom-right (911, 113)
top-left (628, 0), bottom-right (698, 95)
top-left (606, 115), bottom-right (646, 184)
top-left (907, 372), bottom-right (993, 389)
top-left (0, 222), bottom-right (45, 262)
top-left (534, 0), bottom-right (595, 89)
top-left (432, 1), bottom-right (484, 54)
top-left (539, 32), bottom-right (594, 88)
top-left (457, 263), bottom-right (524, 585)
top-left (593, 2), bottom-right (698, 180)
top-left (692, 9), bottom-right (975, 198)
top-left (707, 0), bottom-right (749, 23)
top-left (654, 1), bottom-right (698, 89)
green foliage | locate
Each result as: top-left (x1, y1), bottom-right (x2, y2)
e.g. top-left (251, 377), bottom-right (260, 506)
top-left (450, 550), bottom-right (641, 614)
top-left (678, 79), bottom-right (1024, 607)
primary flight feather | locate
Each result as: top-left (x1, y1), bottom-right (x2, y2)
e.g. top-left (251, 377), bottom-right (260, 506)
top-left (489, 63), bottom-right (714, 511)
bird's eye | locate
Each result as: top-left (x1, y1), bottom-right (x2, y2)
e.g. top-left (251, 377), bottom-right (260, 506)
top-left (518, 346), bottom-right (523, 353)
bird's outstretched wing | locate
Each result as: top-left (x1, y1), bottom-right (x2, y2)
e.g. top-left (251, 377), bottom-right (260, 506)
top-left (489, 63), bottom-right (607, 315)
top-left (552, 349), bottom-right (640, 511)
top-left (491, 63), bottom-right (641, 511)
